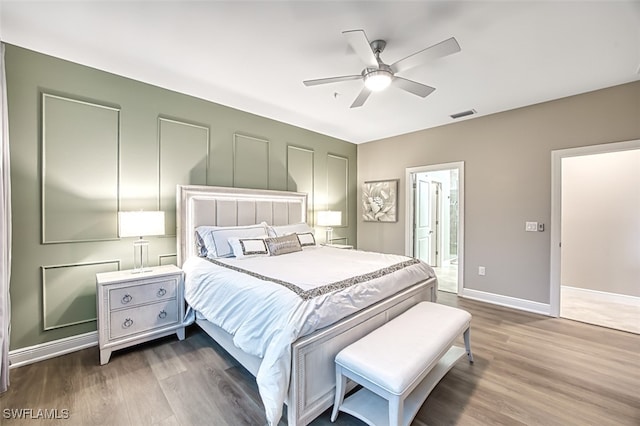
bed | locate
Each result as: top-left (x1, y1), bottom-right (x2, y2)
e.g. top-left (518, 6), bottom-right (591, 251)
top-left (176, 185), bottom-right (438, 426)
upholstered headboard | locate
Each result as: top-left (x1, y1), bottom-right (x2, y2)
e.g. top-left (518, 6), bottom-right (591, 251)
top-left (176, 185), bottom-right (308, 266)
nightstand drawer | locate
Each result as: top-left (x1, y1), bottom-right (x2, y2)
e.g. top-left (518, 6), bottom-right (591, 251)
top-left (109, 278), bottom-right (177, 309)
top-left (109, 300), bottom-right (179, 340)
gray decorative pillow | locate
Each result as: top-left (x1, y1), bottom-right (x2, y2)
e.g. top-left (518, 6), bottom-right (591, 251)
top-left (265, 233), bottom-right (302, 256)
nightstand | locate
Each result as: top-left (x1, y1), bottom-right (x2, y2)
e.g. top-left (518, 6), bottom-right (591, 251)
top-left (96, 264), bottom-right (185, 365)
top-left (325, 243), bottom-right (354, 249)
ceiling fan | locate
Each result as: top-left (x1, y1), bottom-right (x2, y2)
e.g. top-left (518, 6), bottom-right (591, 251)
top-left (303, 30), bottom-right (461, 108)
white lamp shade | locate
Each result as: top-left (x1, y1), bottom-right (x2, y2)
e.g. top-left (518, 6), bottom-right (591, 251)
top-left (118, 211), bottom-right (165, 238)
top-left (317, 210), bottom-right (342, 227)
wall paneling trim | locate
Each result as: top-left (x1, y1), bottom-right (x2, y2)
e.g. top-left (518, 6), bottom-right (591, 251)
top-left (233, 134), bottom-right (269, 189)
top-left (42, 260), bottom-right (120, 330)
top-left (287, 145), bottom-right (315, 224)
top-left (159, 117), bottom-right (210, 236)
top-left (326, 154), bottom-right (349, 228)
top-left (42, 93), bottom-right (120, 243)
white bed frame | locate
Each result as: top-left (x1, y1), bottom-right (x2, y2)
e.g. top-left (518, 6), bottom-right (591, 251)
top-left (176, 185), bottom-right (437, 425)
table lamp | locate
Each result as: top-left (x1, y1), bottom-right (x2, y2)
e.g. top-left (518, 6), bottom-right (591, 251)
top-left (317, 210), bottom-right (342, 244)
top-left (118, 211), bottom-right (165, 273)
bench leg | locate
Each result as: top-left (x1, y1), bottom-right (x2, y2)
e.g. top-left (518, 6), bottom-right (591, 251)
top-left (331, 366), bottom-right (347, 422)
top-left (389, 395), bottom-right (404, 426)
top-left (464, 327), bottom-right (474, 363)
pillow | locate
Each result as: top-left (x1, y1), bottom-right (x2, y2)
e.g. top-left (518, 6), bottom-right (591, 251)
top-left (195, 222), bottom-right (268, 258)
top-left (265, 233), bottom-right (302, 256)
top-left (296, 232), bottom-right (316, 247)
top-left (268, 222), bottom-right (314, 237)
top-left (228, 236), bottom-right (269, 259)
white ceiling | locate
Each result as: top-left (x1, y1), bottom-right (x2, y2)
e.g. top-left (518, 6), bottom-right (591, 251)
top-left (1, 1), bottom-right (639, 144)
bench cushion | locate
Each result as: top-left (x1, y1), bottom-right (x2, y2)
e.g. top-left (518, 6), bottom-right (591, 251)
top-left (335, 302), bottom-right (471, 395)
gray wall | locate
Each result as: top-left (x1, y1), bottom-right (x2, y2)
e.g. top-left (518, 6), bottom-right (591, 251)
top-left (6, 44), bottom-right (357, 350)
top-left (358, 81), bottom-right (640, 305)
top-left (561, 149), bottom-right (640, 297)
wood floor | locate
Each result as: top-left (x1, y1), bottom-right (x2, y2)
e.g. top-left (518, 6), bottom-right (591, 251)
top-left (1, 292), bottom-right (638, 425)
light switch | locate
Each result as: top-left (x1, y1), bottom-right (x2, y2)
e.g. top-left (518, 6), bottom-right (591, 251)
top-left (525, 221), bottom-right (538, 232)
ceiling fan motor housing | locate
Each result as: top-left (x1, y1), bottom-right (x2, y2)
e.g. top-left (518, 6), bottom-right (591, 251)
top-left (370, 39), bottom-right (387, 55)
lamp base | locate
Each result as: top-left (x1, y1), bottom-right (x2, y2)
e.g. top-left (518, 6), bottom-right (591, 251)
top-left (132, 238), bottom-right (150, 273)
top-left (325, 227), bottom-right (334, 244)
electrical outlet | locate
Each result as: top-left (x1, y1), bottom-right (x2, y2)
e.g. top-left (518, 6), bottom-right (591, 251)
top-left (525, 221), bottom-right (538, 232)
top-left (478, 266), bottom-right (486, 276)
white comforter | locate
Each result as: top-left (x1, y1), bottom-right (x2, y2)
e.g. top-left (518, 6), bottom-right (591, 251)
top-left (182, 246), bottom-right (435, 425)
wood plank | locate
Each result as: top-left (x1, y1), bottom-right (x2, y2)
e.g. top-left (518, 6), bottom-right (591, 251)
top-left (116, 349), bottom-right (175, 425)
top-left (143, 339), bottom-right (187, 381)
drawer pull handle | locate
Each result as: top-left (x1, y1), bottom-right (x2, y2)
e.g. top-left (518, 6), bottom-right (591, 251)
top-left (123, 318), bottom-right (133, 328)
top-left (121, 294), bottom-right (132, 304)
top-left (158, 310), bottom-right (167, 319)
top-left (157, 288), bottom-right (167, 297)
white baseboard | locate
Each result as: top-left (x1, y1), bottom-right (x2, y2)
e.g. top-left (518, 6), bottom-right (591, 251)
top-left (562, 286), bottom-right (640, 306)
top-left (8, 331), bottom-right (98, 369)
top-left (461, 288), bottom-right (551, 316)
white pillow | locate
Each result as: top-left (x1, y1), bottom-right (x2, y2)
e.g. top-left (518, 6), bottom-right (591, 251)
top-left (268, 222), bottom-right (314, 237)
top-left (296, 232), bottom-right (316, 247)
top-left (228, 236), bottom-right (269, 259)
top-left (195, 222), bottom-right (268, 258)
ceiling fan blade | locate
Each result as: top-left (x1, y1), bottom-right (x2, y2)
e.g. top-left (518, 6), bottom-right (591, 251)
top-left (350, 87), bottom-right (372, 108)
top-left (390, 37), bottom-right (461, 74)
top-left (342, 29), bottom-right (378, 68)
top-left (303, 75), bottom-right (362, 87)
top-left (392, 77), bottom-right (436, 98)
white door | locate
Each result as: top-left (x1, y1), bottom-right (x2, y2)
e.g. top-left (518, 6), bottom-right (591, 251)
top-left (414, 177), bottom-right (440, 266)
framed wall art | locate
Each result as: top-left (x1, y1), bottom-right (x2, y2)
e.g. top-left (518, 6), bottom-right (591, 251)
top-left (362, 179), bottom-right (398, 222)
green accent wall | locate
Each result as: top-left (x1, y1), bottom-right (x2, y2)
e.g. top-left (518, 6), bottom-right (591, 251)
top-left (5, 44), bottom-right (357, 350)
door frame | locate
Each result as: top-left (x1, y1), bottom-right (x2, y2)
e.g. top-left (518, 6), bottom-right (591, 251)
top-left (550, 139), bottom-right (640, 317)
top-left (405, 162), bottom-right (465, 294)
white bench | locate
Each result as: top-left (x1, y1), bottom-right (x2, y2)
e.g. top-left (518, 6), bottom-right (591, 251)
top-left (331, 302), bottom-right (473, 426)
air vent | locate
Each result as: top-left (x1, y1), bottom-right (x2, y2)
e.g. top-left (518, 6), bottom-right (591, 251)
top-left (450, 109), bottom-right (477, 119)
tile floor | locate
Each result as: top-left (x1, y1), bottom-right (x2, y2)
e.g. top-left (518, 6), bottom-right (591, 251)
top-left (561, 286), bottom-right (640, 334)
top-left (433, 262), bottom-right (458, 293)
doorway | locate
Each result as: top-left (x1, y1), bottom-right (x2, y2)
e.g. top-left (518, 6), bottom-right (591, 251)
top-left (406, 162), bottom-right (464, 294)
top-left (414, 176), bottom-right (441, 267)
top-left (550, 140), bottom-right (640, 333)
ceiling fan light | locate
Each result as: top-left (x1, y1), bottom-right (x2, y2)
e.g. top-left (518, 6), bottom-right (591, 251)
top-left (364, 70), bottom-right (392, 91)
